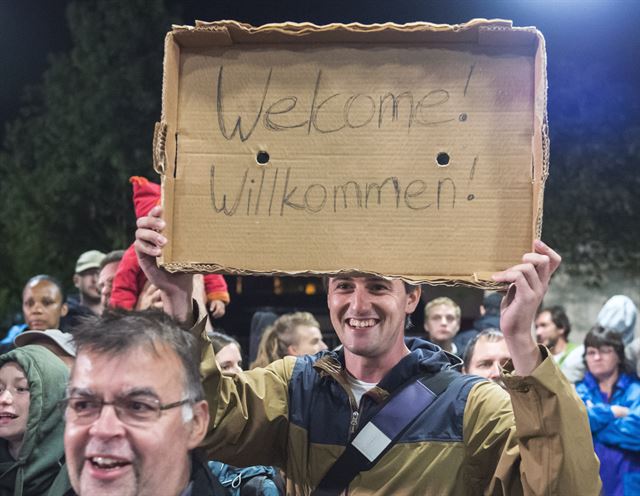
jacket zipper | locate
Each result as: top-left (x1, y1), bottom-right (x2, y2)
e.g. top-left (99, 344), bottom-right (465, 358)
top-left (349, 410), bottom-right (360, 437)
top-left (349, 398), bottom-right (367, 438)
top-left (345, 401), bottom-right (366, 496)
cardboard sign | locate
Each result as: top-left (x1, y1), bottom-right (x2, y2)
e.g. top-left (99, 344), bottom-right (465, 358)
top-left (154, 20), bottom-right (548, 287)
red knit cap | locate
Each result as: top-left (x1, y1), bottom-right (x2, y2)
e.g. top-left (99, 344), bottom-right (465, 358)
top-left (130, 176), bottom-right (161, 218)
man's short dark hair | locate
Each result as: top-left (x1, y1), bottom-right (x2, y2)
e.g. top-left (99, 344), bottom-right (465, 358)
top-left (463, 328), bottom-right (505, 366)
top-left (23, 274), bottom-right (66, 301)
top-left (99, 250), bottom-right (125, 271)
top-left (537, 305), bottom-right (571, 339)
top-left (321, 275), bottom-right (418, 294)
top-left (482, 292), bottom-right (502, 316)
top-left (72, 309), bottom-right (204, 401)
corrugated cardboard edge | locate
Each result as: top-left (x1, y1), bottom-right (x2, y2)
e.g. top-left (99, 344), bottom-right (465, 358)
top-left (154, 19), bottom-right (546, 290)
top-left (173, 19), bottom-right (521, 44)
top-left (160, 262), bottom-right (505, 290)
top-left (533, 31), bottom-right (548, 243)
top-left (156, 30), bottom-right (181, 267)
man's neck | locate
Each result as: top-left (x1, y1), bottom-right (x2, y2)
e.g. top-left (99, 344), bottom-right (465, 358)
top-left (176, 456), bottom-right (194, 496)
top-left (433, 338), bottom-right (453, 353)
top-left (597, 369), bottom-right (620, 397)
top-left (344, 345), bottom-right (411, 383)
top-left (551, 338), bottom-right (567, 355)
top-left (80, 295), bottom-right (101, 315)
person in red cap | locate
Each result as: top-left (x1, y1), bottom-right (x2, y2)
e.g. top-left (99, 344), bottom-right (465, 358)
top-left (109, 177), bottom-right (230, 317)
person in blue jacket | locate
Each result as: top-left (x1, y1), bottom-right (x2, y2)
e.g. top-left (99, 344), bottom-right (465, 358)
top-left (576, 326), bottom-right (640, 495)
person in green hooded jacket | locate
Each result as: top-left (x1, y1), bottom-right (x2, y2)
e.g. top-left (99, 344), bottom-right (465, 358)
top-left (0, 345), bottom-right (70, 496)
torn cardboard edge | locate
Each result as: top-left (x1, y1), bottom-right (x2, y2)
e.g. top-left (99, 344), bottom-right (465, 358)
top-left (159, 262), bottom-right (505, 290)
top-left (154, 19), bottom-right (548, 289)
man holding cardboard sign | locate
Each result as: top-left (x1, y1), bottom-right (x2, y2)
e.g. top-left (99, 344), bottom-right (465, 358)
top-left (134, 204), bottom-right (601, 495)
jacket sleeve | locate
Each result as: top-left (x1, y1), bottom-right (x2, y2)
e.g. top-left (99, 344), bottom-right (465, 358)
top-left (585, 403), bottom-right (617, 433)
top-left (595, 411), bottom-right (640, 451)
top-left (463, 346), bottom-right (602, 496)
top-left (190, 316), bottom-right (294, 469)
top-left (591, 390), bottom-right (640, 451)
top-left (575, 383), bottom-right (618, 433)
top-left (109, 245), bottom-right (142, 310)
top-left (203, 274), bottom-right (230, 304)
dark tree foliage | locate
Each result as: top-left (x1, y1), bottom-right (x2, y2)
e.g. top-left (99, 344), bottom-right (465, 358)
top-left (545, 60), bottom-right (640, 285)
top-left (0, 0), bottom-right (179, 321)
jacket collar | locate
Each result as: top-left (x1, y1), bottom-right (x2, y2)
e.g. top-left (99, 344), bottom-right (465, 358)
top-left (313, 337), bottom-right (461, 402)
top-left (584, 371), bottom-right (633, 399)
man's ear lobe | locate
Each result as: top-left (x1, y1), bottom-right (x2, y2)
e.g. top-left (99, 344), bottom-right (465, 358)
top-left (187, 400), bottom-right (210, 449)
top-left (72, 274), bottom-right (81, 289)
top-left (406, 286), bottom-right (421, 313)
top-left (61, 303), bottom-right (69, 318)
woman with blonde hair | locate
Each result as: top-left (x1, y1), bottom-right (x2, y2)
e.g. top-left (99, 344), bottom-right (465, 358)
top-left (251, 312), bottom-right (327, 368)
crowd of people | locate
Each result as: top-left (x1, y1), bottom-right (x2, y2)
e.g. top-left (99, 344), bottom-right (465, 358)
top-left (420, 290), bottom-right (640, 495)
top-left (0, 184), bottom-right (637, 494)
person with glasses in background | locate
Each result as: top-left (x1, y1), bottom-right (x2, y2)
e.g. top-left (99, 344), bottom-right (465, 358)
top-left (576, 326), bottom-right (640, 496)
top-left (61, 309), bottom-right (227, 496)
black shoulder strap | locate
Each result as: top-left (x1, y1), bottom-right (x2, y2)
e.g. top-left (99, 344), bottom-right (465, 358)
top-left (312, 368), bottom-right (460, 496)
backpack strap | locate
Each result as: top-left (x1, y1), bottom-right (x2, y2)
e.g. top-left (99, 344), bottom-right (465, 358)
top-left (312, 368), bottom-right (460, 496)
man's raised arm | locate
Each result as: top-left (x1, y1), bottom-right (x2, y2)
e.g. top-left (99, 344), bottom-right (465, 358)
top-left (492, 239), bottom-right (561, 375)
top-left (134, 205), bottom-right (194, 324)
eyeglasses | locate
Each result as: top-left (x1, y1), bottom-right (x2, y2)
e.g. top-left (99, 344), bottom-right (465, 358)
top-left (585, 347), bottom-right (616, 358)
top-left (60, 395), bottom-right (191, 426)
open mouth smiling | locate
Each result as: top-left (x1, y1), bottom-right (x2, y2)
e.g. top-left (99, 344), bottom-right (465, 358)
top-left (346, 318), bottom-right (378, 329)
top-left (88, 456), bottom-right (131, 470)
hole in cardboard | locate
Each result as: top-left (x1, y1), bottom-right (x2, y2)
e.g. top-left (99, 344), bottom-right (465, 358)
top-left (436, 152), bottom-right (450, 167)
top-left (256, 151), bottom-right (270, 165)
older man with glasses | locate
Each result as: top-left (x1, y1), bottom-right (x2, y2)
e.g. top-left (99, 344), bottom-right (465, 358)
top-left (61, 309), bottom-right (227, 496)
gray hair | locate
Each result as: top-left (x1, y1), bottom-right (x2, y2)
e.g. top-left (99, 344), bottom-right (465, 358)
top-left (71, 309), bottom-right (204, 407)
top-left (463, 328), bottom-right (505, 367)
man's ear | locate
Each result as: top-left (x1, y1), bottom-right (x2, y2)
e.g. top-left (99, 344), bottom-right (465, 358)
top-left (286, 344), bottom-right (298, 357)
top-left (406, 285), bottom-right (421, 314)
top-left (72, 274), bottom-right (81, 289)
top-left (60, 303), bottom-right (69, 318)
top-left (187, 400), bottom-right (210, 449)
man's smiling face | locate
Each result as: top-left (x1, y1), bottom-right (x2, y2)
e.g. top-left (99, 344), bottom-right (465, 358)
top-left (64, 345), bottom-right (207, 496)
top-left (327, 276), bottom-right (420, 360)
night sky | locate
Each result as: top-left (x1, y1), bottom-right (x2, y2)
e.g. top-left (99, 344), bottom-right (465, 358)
top-left (1, 0), bottom-right (639, 133)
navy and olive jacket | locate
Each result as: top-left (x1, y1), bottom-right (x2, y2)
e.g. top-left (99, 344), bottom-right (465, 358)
top-left (196, 327), bottom-right (601, 495)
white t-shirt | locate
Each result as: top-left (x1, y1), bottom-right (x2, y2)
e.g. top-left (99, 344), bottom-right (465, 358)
top-left (346, 373), bottom-right (378, 406)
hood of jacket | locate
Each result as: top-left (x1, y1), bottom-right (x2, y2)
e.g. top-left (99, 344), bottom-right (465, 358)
top-left (0, 345), bottom-right (68, 496)
top-left (597, 295), bottom-right (638, 345)
top-left (130, 176), bottom-right (160, 218)
top-left (376, 337), bottom-right (463, 393)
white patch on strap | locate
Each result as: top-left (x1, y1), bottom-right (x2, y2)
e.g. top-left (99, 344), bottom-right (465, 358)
top-left (351, 422), bottom-right (392, 462)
